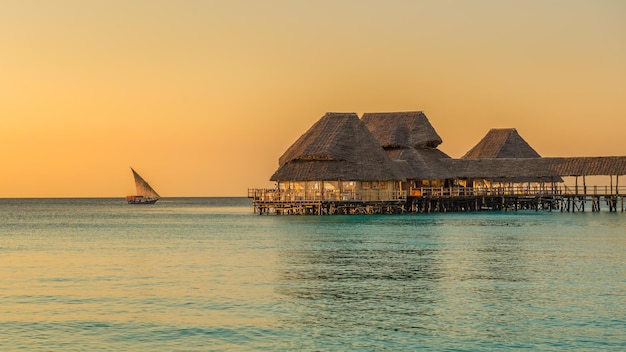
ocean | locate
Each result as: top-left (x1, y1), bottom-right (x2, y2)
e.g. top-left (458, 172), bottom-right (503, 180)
top-left (1, 197), bottom-right (624, 351)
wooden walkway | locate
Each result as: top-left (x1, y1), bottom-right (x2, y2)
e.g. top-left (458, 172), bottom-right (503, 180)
top-left (248, 187), bottom-right (625, 215)
top-left (406, 194), bottom-right (625, 213)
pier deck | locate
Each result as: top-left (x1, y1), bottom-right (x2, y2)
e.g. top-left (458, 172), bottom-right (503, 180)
top-left (248, 186), bottom-right (625, 215)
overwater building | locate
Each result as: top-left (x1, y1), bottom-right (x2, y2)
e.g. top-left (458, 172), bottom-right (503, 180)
top-left (266, 113), bottom-right (405, 214)
top-left (249, 111), bottom-right (626, 214)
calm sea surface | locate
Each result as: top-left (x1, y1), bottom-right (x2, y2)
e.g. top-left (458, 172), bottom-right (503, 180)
top-left (1, 197), bottom-right (624, 351)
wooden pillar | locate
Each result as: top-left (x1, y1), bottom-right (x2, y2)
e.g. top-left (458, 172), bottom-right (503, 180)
top-left (338, 180), bottom-right (343, 200)
top-left (575, 176), bottom-right (579, 195)
top-left (568, 196), bottom-right (572, 212)
top-left (583, 175), bottom-right (587, 196)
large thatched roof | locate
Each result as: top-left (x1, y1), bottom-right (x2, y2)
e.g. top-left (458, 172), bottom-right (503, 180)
top-left (462, 128), bottom-right (541, 159)
top-left (362, 111), bottom-right (443, 148)
top-left (441, 156), bottom-right (626, 180)
top-left (271, 113), bottom-right (405, 181)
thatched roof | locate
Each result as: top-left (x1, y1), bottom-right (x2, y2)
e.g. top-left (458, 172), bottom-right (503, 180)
top-left (550, 157), bottom-right (626, 176)
top-left (462, 128), bottom-right (541, 159)
top-left (392, 160), bottom-right (414, 178)
top-left (362, 111), bottom-right (443, 148)
top-left (271, 113), bottom-right (405, 181)
top-left (441, 158), bottom-right (560, 180)
top-left (441, 156), bottom-right (626, 180)
top-left (386, 147), bottom-right (454, 180)
top-left (361, 111), bottom-right (452, 180)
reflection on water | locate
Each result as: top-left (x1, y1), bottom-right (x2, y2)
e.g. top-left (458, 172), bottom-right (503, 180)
top-left (1, 199), bottom-right (624, 351)
top-left (272, 213), bottom-right (626, 350)
top-left (276, 245), bottom-right (442, 350)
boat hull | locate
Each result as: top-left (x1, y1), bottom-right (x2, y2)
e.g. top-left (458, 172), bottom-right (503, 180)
top-left (126, 196), bottom-right (159, 204)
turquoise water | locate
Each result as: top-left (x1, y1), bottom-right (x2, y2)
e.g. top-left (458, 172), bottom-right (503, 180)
top-left (1, 198), bottom-right (624, 351)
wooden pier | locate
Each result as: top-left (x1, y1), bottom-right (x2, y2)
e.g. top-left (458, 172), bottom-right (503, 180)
top-left (248, 186), bottom-right (625, 215)
top-left (248, 189), bottom-right (407, 215)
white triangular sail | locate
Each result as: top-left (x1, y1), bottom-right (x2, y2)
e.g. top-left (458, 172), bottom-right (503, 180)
top-left (131, 168), bottom-right (160, 198)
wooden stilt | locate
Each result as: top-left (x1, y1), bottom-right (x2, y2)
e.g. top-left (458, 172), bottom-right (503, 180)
top-left (582, 195), bottom-right (585, 212)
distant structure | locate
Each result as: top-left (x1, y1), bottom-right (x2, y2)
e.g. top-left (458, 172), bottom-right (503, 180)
top-left (249, 112), bottom-right (626, 214)
top-left (462, 128), bottom-right (541, 159)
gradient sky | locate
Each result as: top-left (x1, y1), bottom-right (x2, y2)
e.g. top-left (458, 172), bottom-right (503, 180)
top-left (1, 0), bottom-right (625, 197)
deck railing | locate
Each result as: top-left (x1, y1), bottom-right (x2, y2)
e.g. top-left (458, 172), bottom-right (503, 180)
top-left (248, 188), bottom-right (407, 202)
top-left (410, 185), bottom-right (626, 197)
top-left (249, 185), bottom-right (626, 202)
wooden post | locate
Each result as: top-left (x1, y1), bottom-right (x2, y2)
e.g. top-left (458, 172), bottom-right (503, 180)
top-left (337, 180), bottom-right (341, 196)
top-left (575, 176), bottom-right (579, 195)
top-left (583, 175), bottom-right (587, 196)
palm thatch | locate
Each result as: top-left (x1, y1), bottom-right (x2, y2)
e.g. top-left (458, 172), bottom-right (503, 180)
top-left (268, 111), bottom-right (626, 185)
top-left (386, 148), bottom-right (454, 180)
top-left (362, 111), bottom-right (443, 148)
top-left (362, 111), bottom-right (452, 180)
top-left (392, 160), bottom-right (414, 178)
top-left (441, 156), bottom-right (626, 180)
top-left (271, 113), bottom-right (405, 181)
top-left (550, 156), bottom-right (626, 176)
top-left (441, 158), bottom-right (560, 180)
top-left (462, 128), bottom-right (541, 159)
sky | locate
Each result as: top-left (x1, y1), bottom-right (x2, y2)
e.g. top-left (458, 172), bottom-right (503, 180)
top-left (1, 0), bottom-right (625, 197)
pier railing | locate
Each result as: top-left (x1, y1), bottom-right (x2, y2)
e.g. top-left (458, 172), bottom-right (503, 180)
top-left (410, 185), bottom-right (626, 197)
top-left (248, 188), bottom-right (407, 202)
top-left (249, 185), bottom-right (626, 202)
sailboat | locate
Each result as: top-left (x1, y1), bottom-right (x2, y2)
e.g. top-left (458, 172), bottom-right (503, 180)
top-left (126, 167), bottom-right (161, 204)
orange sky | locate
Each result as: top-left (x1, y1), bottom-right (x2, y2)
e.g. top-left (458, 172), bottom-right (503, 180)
top-left (1, 0), bottom-right (625, 197)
